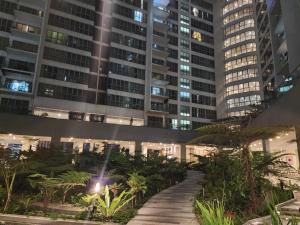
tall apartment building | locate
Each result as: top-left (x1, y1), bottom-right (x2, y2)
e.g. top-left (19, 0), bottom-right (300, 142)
top-left (255, 0), bottom-right (275, 101)
top-left (255, 0), bottom-right (300, 101)
top-left (214, 0), bottom-right (262, 119)
top-left (0, 0), bottom-right (217, 131)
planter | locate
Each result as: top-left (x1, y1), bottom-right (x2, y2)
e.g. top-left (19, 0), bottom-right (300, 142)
top-left (0, 213), bottom-right (120, 225)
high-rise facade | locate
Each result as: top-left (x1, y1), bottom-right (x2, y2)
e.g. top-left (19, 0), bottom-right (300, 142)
top-left (0, 0), bottom-right (217, 131)
top-left (214, 0), bottom-right (262, 119)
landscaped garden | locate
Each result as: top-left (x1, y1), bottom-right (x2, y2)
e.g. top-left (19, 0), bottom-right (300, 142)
top-left (0, 145), bottom-right (187, 224)
top-left (191, 124), bottom-right (299, 225)
top-left (1, 124), bottom-right (300, 225)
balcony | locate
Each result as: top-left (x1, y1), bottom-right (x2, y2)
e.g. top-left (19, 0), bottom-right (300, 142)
top-left (149, 103), bottom-right (168, 114)
top-left (152, 44), bottom-right (169, 58)
top-left (152, 73), bottom-right (169, 86)
top-left (151, 87), bottom-right (169, 100)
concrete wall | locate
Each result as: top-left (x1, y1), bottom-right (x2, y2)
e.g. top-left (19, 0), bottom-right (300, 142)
top-left (250, 78), bottom-right (300, 127)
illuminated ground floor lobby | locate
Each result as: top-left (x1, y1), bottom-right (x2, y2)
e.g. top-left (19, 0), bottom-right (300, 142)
top-left (0, 133), bottom-right (215, 163)
top-left (0, 113), bottom-right (299, 168)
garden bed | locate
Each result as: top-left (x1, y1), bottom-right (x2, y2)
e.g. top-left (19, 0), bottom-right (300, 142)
top-left (0, 213), bottom-right (119, 225)
top-left (32, 202), bottom-right (84, 215)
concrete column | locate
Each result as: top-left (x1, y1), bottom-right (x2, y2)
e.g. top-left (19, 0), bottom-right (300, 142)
top-left (262, 139), bottom-right (270, 153)
top-left (135, 140), bottom-right (142, 156)
top-left (51, 136), bottom-right (61, 148)
top-left (180, 144), bottom-right (187, 162)
top-left (294, 126), bottom-right (300, 165)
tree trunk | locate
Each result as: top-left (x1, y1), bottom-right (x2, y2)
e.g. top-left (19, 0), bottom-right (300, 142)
top-left (3, 192), bottom-right (11, 212)
top-left (62, 192), bottom-right (66, 204)
top-left (242, 147), bottom-right (257, 212)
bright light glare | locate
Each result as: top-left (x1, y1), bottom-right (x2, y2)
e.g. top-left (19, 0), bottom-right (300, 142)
top-left (95, 182), bottom-right (101, 193)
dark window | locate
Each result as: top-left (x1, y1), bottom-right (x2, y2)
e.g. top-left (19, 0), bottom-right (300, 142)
top-left (166, 75), bottom-right (178, 86)
top-left (192, 94), bottom-right (216, 106)
top-left (111, 32), bottom-right (146, 50)
top-left (191, 67), bottom-right (215, 81)
top-left (40, 65), bottom-right (90, 85)
top-left (8, 59), bottom-right (35, 72)
top-left (167, 61), bottom-right (178, 72)
top-left (191, 80), bottom-right (215, 93)
top-left (106, 94), bottom-right (144, 110)
top-left (0, 98), bottom-right (29, 114)
top-left (191, 42), bottom-right (214, 56)
top-left (0, 0), bottom-right (16, 14)
top-left (108, 78), bottom-right (144, 94)
top-left (50, 0), bottom-right (95, 20)
top-left (168, 35), bottom-right (178, 46)
top-left (191, 0), bottom-right (213, 11)
top-left (112, 18), bottom-right (146, 36)
top-left (0, 18), bottom-right (12, 32)
top-left (43, 47), bottom-right (91, 68)
top-left (191, 19), bottom-right (213, 33)
top-left (168, 104), bottom-right (178, 115)
top-left (109, 63), bottom-right (145, 80)
top-left (167, 89), bottom-right (178, 100)
top-left (192, 107), bottom-right (216, 120)
top-left (148, 116), bottom-right (163, 128)
top-left (191, 55), bottom-right (214, 68)
top-left (12, 40), bottom-right (38, 53)
top-left (110, 47), bottom-right (145, 65)
top-left (38, 83), bottom-right (96, 103)
top-left (48, 14), bottom-right (94, 36)
top-left (168, 48), bottom-right (178, 59)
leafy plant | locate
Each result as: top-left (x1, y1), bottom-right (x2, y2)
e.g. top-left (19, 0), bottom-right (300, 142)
top-left (190, 124), bottom-right (291, 212)
top-left (127, 172), bottom-right (147, 206)
top-left (0, 147), bottom-right (25, 212)
top-left (28, 173), bottom-right (60, 212)
top-left (196, 200), bottom-right (235, 225)
top-left (56, 171), bottom-right (91, 204)
top-left (109, 183), bottom-right (123, 198)
top-left (82, 185), bottom-right (133, 221)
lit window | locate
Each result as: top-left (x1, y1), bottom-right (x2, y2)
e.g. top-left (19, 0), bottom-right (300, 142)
top-left (171, 119), bottom-right (178, 130)
top-left (180, 78), bottom-right (190, 89)
top-left (180, 91), bottom-right (190, 102)
top-left (180, 105), bottom-right (190, 116)
top-left (180, 120), bottom-right (191, 130)
top-left (5, 80), bottom-right (31, 92)
top-left (192, 7), bottom-right (199, 17)
top-left (180, 65), bottom-right (190, 75)
top-left (134, 10), bottom-right (143, 22)
top-left (192, 31), bottom-right (202, 42)
top-left (151, 87), bottom-right (162, 95)
top-left (180, 52), bottom-right (190, 62)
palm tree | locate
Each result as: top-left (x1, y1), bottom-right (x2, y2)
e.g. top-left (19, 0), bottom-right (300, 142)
top-left (190, 124), bottom-right (291, 212)
top-left (57, 171), bottom-right (91, 204)
top-left (127, 172), bottom-right (147, 206)
top-left (28, 173), bottom-right (60, 212)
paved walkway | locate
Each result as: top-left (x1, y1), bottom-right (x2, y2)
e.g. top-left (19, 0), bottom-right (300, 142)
top-left (127, 170), bottom-right (202, 225)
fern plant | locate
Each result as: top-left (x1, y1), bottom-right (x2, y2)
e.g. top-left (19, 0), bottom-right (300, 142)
top-left (196, 200), bottom-right (235, 225)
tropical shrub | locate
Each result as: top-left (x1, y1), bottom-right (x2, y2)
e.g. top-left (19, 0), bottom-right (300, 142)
top-left (56, 171), bottom-right (91, 204)
top-left (81, 185), bottom-right (133, 221)
top-left (196, 200), bottom-right (234, 225)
